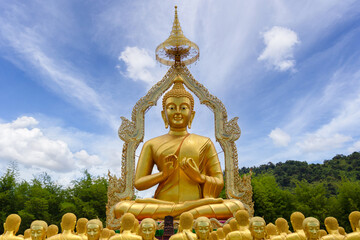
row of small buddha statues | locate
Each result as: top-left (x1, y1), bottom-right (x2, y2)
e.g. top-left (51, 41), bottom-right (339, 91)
top-left (2, 210), bottom-right (360, 240)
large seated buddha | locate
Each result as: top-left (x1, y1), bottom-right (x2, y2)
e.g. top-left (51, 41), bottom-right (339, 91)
top-left (114, 77), bottom-right (244, 220)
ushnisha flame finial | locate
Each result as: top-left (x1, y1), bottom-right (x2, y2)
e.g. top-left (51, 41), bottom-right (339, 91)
top-left (155, 6), bottom-right (199, 66)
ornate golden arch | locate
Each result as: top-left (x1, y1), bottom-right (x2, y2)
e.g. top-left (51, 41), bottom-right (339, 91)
top-left (106, 63), bottom-right (253, 229)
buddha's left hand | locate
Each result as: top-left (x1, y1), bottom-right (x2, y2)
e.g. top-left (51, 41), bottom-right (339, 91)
top-left (180, 157), bottom-right (206, 184)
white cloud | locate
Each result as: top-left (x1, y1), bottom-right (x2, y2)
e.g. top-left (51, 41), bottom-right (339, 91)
top-left (348, 141), bottom-right (360, 153)
top-left (0, 116), bottom-right (101, 172)
top-left (269, 128), bottom-right (291, 147)
top-left (297, 133), bottom-right (352, 153)
top-left (118, 46), bottom-right (158, 85)
top-left (258, 26), bottom-right (300, 71)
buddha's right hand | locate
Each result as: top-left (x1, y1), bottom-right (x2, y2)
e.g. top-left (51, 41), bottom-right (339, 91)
top-left (162, 154), bottom-right (177, 179)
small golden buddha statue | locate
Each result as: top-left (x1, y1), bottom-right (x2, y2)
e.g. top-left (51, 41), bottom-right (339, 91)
top-left (250, 217), bottom-right (266, 240)
top-left (195, 217), bottom-right (211, 240)
top-left (1, 214), bottom-right (23, 240)
top-left (223, 224), bottom-right (231, 237)
top-left (100, 228), bottom-right (111, 240)
top-left (114, 77), bottom-right (244, 220)
top-left (275, 218), bottom-right (290, 238)
top-left (170, 212), bottom-right (197, 240)
top-left (30, 221), bottom-right (47, 240)
top-left (302, 217), bottom-right (320, 240)
top-left (86, 219), bottom-right (103, 240)
top-left (23, 229), bottom-right (31, 240)
top-left (234, 210), bottom-right (252, 240)
top-left (139, 218), bottom-right (157, 240)
top-left (216, 228), bottom-right (225, 240)
top-left (110, 213), bottom-right (141, 240)
top-left (76, 218), bottom-right (88, 240)
top-left (210, 232), bottom-right (219, 240)
top-left (265, 223), bottom-right (282, 240)
top-left (229, 219), bottom-right (238, 232)
top-left (321, 217), bottom-right (344, 240)
top-left (346, 211), bottom-right (360, 240)
top-left (47, 225), bottom-right (59, 238)
top-left (286, 212), bottom-right (306, 240)
top-left (48, 213), bottom-right (82, 240)
top-left (338, 228), bottom-right (346, 236)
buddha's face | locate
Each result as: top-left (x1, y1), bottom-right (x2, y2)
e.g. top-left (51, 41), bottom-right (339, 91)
top-left (162, 97), bottom-right (194, 130)
top-left (305, 222), bottom-right (320, 239)
top-left (31, 225), bottom-right (45, 240)
top-left (140, 222), bottom-right (155, 240)
top-left (251, 221), bottom-right (265, 239)
top-left (195, 221), bottom-right (211, 240)
top-left (87, 224), bottom-right (101, 240)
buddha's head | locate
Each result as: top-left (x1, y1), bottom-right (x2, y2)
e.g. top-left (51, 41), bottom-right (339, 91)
top-left (139, 218), bottom-right (157, 240)
top-left (99, 228), bottom-right (111, 240)
top-left (290, 212), bottom-right (305, 231)
top-left (162, 76), bottom-right (195, 131)
top-left (30, 220), bottom-right (48, 240)
top-left (46, 225), bottom-right (59, 238)
top-left (265, 223), bottom-right (277, 238)
top-left (179, 212), bottom-right (194, 231)
top-left (302, 217), bottom-right (319, 240)
top-left (195, 217), bottom-right (211, 240)
top-left (76, 218), bottom-right (88, 235)
top-left (235, 210), bottom-right (250, 227)
top-left (4, 214), bottom-right (21, 234)
top-left (61, 213), bottom-right (77, 232)
top-left (86, 219), bottom-right (103, 240)
top-left (324, 217), bottom-right (339, 234)
top-left (349, 211), bottom-right (360, 232)
top-left (120, 213), bottom-right (136, 232)
top-left (249, 217), bottom-right (266, 240)
top-left (275, 218), bottom-right (289, 234)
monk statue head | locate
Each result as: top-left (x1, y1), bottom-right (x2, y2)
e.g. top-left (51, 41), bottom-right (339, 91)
top-left (139, 218), bottom-right (157, 240)
top-left (86, 219), bottom-right (103, 240)
top-left (229, 219), bottom-right (239, 231)
top-left (302, 217), bottom-right (320, 240)
top-left (76, 218), bottom-right (88, 235)
top-left (210, 231), bottom-right (219, 240)
top-left (4, 214), bottom-right (21, 234)
top-left (179, 212), bottom-right (194, 232)
top-left (47, 225), bottom-right (59, 238)
top-left (275, 218), bottom-right (289, 235)
top-left (349, 211), bottom-right (360, 232)
top-left (290, 212), bottom-right (305, 231)
top-left (99, 228), bottom-right (111, 240)
top-left (61, 213), bottom-right (77, 232)
top-left (162, 76), bottom-right (195, 130)
top-left (249, 217), bottom-right (266, 240)
top-left (195, 217), bottom-right (211, 240)
top-left (30, 220), bottom-right (48, 240)
top-left (265, 223), bottom-right (277, 239)
top-left (24, 229), bottom-right (31, 239)
top-left (216, 228), bottom-right (225, 240)
top-left (324, 217), bottom-right (339, 234)
top-left (223, 224), bottom-right (231, 237)
top-left (121, 213), bottom-right (136, 232)
top-left (338, 227), bottom-right (346, 236)
top-left (235, 210), bottom-right (250, 228)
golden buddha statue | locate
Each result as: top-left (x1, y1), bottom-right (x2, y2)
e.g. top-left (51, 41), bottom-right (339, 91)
top-left (229, 219), bottom-right (238, 232)
top-left (110, 213), bottom-right (141, 240)
top-left (30, 221), bottom-right (47, 240)
top-left (170, 212), bottom-right (197, 240)
top-left (286, 212), bottom-right (306, 240)
top-left (48, 213), bottom-right (82, 240)
top-left (302, 218), bottom-right (320, 240)
top-left (139, 218), bottom-right (157, 240)
top-left (275, 218), bottom-right (290, 238)
top-left (76, 218), bottom-right (88, 240)
top-left (321, 217), bottom-right (344, 240)
top-left (24, 229), bottom-right (31, 240)
top-left (250, 217), bottom-right (266, 240)
top-left (100, 228), bottom-right (111, 240)
top-left (47, 225), bottom-right (59, 238)
top-left (195, 217), bottom-right (211, 240)
top-left (114, 77), bottom-right (243, 220)
top-left (1, 214), bottom-right (23, 240)
top-left (86, 219), bottom-right (103, 240)
top-left (223, 224), bottom-right (231, 237)
top-left (265, 223), bottom-right (283, 240)
top-left (216, 228), bottom-right (225, 240)
top-left (346, 211), bottom-right (360, 240)
top-left (234, 210), bottom-right (252, 240)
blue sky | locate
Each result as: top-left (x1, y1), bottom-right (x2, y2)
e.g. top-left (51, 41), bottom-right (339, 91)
top-left (0, 1), bottom-right (360, 194)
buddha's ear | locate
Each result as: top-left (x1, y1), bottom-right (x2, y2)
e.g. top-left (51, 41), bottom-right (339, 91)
top-left (161, 110), bottom-right (168, 129)
top-left (188, 111), bottom-right (195, 129)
